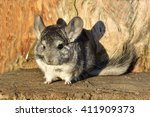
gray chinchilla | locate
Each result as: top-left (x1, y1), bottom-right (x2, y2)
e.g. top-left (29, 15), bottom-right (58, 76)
top-left (34, 16), bottom-right (136, 84)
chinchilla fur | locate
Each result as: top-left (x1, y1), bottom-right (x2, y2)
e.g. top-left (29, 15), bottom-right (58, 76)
top-left (34, 16), bottom-right (137, 84)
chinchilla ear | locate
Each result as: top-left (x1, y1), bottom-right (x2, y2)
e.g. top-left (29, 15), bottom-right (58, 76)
top-left (34, 15), bottom-right (45, 39)
top-left (56, 18), bottom-right (67, 27)
top-left (65, 17), bottom-right (83, 42)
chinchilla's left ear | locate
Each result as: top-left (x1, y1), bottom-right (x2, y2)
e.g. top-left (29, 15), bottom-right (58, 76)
top-left (65, 17), bottom-right (83, 42)
top-left (34, 15), bottom-right (45, 39)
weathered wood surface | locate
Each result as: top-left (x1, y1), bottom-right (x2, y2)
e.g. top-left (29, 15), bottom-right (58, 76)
top-left (0, 69), bottom-right (150, 100)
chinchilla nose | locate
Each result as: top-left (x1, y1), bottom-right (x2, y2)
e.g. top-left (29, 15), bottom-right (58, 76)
top-left (45, 58), bottom-right (52, 64)
top-left (47, 60), bottom-right (52, 63)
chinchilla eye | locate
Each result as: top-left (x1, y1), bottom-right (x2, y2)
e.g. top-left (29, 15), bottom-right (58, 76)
top-left (57, 44), bottom-right (64, 50)
top-left (41, 44), bottom-right (46, 50)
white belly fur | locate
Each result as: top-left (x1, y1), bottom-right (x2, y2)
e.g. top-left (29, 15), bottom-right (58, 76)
top-left (36, 59), bottom-right (75, 83)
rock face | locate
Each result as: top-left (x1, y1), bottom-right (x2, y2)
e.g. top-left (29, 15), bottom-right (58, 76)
top-left (0, 0), bottom-right (150, 73)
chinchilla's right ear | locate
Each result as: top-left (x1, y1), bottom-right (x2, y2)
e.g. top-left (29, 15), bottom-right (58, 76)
top-left (34, 15), bottom-right (45, 39)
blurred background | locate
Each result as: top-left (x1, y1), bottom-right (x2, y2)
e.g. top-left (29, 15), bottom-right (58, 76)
top-left (0, 0), bottom-right (150, 74)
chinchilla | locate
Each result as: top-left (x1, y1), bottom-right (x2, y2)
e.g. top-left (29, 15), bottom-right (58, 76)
top-left (34, 15), bottom-right (137, 84)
